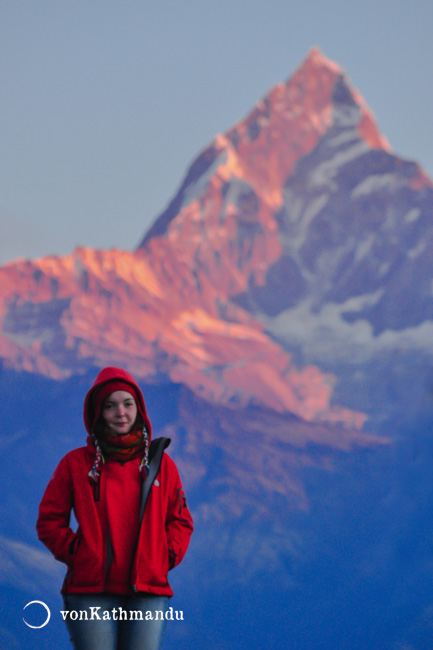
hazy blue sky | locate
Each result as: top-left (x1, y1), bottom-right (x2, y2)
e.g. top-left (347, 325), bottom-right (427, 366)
top-left (1, 0), bottom-right (432, 266)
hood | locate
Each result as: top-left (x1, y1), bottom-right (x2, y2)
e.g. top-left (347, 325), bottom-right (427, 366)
top-left (83, 367), bottom-right (152, 440)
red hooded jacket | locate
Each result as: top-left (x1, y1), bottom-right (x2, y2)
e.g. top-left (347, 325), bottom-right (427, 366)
top-left (36, 367), bottom-right (194, 596)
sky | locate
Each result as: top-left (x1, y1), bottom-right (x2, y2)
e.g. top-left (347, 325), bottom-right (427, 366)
top-left (1, 0), bottom-right (432, 267)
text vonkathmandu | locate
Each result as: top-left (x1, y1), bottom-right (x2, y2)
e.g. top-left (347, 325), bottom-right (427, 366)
top-left (60, 607), bottom-right (184, 622)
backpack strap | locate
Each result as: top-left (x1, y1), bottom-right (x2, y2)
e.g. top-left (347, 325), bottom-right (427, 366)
top-left (139, 437), bottom-right (171, 522)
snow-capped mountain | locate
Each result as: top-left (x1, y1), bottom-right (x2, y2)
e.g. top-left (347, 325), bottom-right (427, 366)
top-left (3, 48), bottom-right (431, 432)
top-left (2, 48), bottom-right (433, 649)
top-left (138, 45), bottom-right (433, 430)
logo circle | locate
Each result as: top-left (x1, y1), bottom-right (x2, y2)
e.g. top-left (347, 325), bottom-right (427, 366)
top-left (23, 600), bottom-right (51, 629)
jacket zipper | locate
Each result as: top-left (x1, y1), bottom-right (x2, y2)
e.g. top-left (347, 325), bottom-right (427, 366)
top-left (100, 472), bottom-right (111, 591)
top-left (130, 492), bottom-right (146, 592)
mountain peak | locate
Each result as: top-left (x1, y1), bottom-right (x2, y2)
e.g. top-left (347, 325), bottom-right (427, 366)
top-left (296, 45), bottom-right (342, 75)
top-left (139, 49), bottom-right (390, 252)
top-left (286, 46), bottom-right (389, 152)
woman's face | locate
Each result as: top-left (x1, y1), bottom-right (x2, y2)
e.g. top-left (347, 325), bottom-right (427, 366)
top-left (102, 390), bottom-right (138, 435)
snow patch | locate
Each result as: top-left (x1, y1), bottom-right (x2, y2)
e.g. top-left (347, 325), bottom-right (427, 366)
top-left (353, 235), bottom-right (375, 265)
top-left (404, 208), bottom-right (421, 224)
top-left (260, 292), bottom-right (433, 367)
top-left (310, 140), bottom-right (369, 187)
top-left (182, 150), bottom-right (228, 208)
top-left (291, 194), bottom-right (329, 248)
top-left (408, 239), bottom-right (427, 259)
top-left (352, 174), bottom-right (395, 198)
top-left (326, 130), bottom-right (360, 148)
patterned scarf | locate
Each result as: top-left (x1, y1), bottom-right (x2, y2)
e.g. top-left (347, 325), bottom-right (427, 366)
top-left (88, 427), bottom-right (149, 483)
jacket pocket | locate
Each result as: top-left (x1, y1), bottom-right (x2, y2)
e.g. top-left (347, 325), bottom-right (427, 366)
top-left (168, 548), bottom-right (177, 570)
top-left (68, 533), bottom-right (80, 557)
top-left (69, 536), bottom-right (102, 588)
top-left (133, 532), bottom-right (170, 589)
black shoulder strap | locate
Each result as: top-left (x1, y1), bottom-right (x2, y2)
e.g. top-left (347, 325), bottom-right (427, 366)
top-left (139, 437), bottom-right (171, 522)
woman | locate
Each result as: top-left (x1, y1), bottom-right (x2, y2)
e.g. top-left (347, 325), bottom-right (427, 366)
top-left (37, 367), bottom-right (194, 650)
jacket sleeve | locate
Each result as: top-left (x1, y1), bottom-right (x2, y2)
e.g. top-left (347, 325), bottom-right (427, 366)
top-left (36, 454), bottom-right (78, 566)
top-left (165, 456), bottom-right (194, 570)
